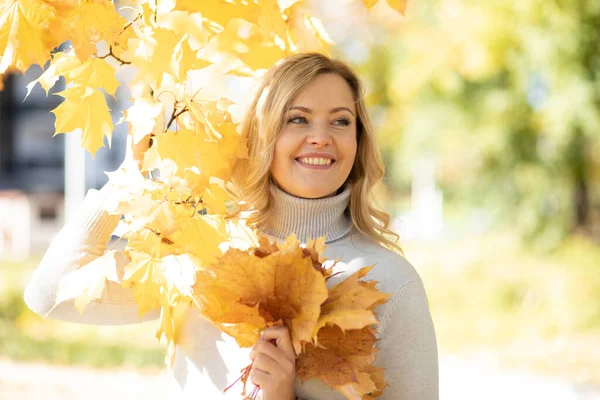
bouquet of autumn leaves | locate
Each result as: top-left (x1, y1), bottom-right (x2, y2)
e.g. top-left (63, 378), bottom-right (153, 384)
top-left (195, 234), bottom-right (391, 399)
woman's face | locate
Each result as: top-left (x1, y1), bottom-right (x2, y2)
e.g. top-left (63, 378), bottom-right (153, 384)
top-left (270, 73), bottom-right (358, 199)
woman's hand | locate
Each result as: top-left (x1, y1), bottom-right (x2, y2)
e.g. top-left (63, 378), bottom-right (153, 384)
top-left (249, 326), bottom-right (297, 400)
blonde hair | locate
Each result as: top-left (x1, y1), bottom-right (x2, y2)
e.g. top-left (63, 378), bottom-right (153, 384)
top-left (228, 52), bottom-right (403, 254)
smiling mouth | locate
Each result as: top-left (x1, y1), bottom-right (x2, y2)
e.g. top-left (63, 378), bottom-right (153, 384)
top-left (294, 158), bottom-right (336, 170)
top-left (295, 157), bottom-right (336, 166)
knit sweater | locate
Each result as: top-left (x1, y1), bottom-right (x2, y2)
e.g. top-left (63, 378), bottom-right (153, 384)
top-left (24, 182), bottom-right (439, 400)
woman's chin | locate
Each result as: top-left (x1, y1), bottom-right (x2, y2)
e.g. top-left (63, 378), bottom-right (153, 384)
top-left (290, 184), bottom-right (340, 199)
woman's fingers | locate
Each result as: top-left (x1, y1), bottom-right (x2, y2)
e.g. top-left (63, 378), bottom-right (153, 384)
top-left (252, 353), bottom-right (279, 374)
top-left (248, 326), bottom-right (297, 399)
top-left (250, 339), bottom-right (280, 361)
top-left (249, 366), bottom-right (270, 387)
top-left (261, 326), bottom-right (296, 359)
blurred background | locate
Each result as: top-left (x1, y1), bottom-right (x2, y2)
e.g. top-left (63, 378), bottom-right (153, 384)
top-left (1, 0), bottom-right (599, 398)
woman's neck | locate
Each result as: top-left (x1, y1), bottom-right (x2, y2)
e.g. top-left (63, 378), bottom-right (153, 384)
top-left (259, 181), bottom-right (353, 244)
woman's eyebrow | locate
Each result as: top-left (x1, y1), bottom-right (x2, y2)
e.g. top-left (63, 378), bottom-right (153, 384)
top-left (289, 106), bottom-right (355, 116)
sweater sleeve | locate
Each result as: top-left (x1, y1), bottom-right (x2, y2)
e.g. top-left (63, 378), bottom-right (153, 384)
top-left (376, 279), bottom-right (439, 400)
top-left (23, 184), bottom-right (159, 325)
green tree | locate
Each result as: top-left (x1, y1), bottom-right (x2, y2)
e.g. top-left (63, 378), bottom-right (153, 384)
top-left (375, 0), bottom-right (600, 248)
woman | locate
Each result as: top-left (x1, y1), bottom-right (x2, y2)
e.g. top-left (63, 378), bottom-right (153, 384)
top-left (24, 52), bottom-right (439, 399)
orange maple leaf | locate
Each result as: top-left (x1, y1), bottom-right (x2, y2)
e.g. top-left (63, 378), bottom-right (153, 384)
top-left (297, 325), bottom-right (389, 399)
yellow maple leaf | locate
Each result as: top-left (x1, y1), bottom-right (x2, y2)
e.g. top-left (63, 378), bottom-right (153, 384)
top-left (172, 214), bottom-right (227, 265)
top-left (26, 51), bottom-right (119, 99)
top-left (193, 278), bottom-right (264, 347)
top-left (124, 227), bottom-right (176, 264)
top-left (156, 253), bottom-right (199, 370)
top-left (154, 128), bottom-right (236, 180)
top-left (162, 253), bottom-right (200, 298)
top-left (177, 38), bottom-right (212, 80)
top-left (0, 0), bottom-right (59, 74)
top-left (160, 10), bottom-right (209, 51)
top-left (129, 27), bottom-right (180, 89)
top-left (25, 50), bottom-right (81, 99)
top-left (120, 96), bottom-right (165, 145)
top-left (257, 0), bottom-right (290, 46)
top-left (156, 292), bottom-right (192, 369)
top-left (363, 0), bottom-right (379, 9)
top-left (51, 85), bottom-right (114, 156)
top-left (253, 234), bottom-right (282, 258)
top-left (142, 198), bottom-right (180, 238)
top-left (184, 97), bottom-right (235, 139)
top-left (122, 249), bottom-right (165, 318)
top-left (284, 1), bottom-right (333, 53)
top-left (54, 0), bottom-right (128, 61)
top-left (154, 129), bottom-right (204, 172)
top-left (201, 178), bottom-right (232, 215)
top-left (222, 218), bottom-right (260, 253)
top-left (53, 250), bottom-right (120, 314)
top-left (386, 0), bottom-right (408, 15)
top-left (305, 235), bottom-right (327, 264)
top-left (313, 265), bottom-right (391, 338)
top-left (66, 57), bottom-right (120, 96)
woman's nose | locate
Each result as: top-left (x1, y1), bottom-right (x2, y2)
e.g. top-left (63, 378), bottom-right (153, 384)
top-left (306, 124), bottom-right (332, 146)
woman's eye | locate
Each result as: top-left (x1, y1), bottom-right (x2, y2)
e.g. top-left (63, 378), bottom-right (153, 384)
top-left (287, 116), bottom-right (308, 124)
top-left (333, 118), bottom-right (351, 126)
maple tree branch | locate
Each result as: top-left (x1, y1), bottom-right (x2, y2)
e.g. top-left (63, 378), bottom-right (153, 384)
top-left (121, 13), bottom-right (142, 35)
top-left (98, 45), bottom-right (131, 65)
top-left (144, 226), bottom-right (159, 236)
top-left (172, 199), bottom-right (197, 205)
top-left (165, 106), bottom-right (189, 132)
top-left (144, 226), bottom-right (174, 245)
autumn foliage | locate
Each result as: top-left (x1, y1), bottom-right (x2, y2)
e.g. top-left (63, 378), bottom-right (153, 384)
top-left (1, 0), bottom-right (406, 398)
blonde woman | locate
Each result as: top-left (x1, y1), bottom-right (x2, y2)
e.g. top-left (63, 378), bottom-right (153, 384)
top-left (24, 52), bottom-right (439, 400)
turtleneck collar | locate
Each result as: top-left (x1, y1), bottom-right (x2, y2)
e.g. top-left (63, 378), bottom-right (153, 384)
top-left (259, 181), bottom-right (354, 244)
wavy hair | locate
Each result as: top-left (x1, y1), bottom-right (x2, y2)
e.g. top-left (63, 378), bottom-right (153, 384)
top-left (227, 52), bottom-right (403, 254)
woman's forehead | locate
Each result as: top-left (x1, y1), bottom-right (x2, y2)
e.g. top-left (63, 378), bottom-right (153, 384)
top-left (289, 74), bottom-right (355, 111)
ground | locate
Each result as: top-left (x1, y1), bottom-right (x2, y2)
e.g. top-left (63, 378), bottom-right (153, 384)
top-left (2, 354), bottom-right (599, 400)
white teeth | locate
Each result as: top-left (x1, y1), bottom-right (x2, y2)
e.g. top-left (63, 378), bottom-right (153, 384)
top-left (298, 157), bottom-right (332, 166)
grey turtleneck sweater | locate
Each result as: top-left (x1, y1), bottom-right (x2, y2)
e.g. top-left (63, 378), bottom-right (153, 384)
top-left (24, 182), bottom-right (439, 400)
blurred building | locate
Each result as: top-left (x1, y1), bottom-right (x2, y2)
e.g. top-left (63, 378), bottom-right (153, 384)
top-left (0, 69), bottom-right (126, 258)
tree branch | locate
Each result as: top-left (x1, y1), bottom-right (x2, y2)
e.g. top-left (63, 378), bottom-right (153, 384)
top-left (121, 13), bottom-right (142, 35)
top-left (165, 106), bottom-right (189, 132)
top-left (98, 45), bottom-right (131, 65)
